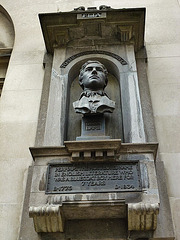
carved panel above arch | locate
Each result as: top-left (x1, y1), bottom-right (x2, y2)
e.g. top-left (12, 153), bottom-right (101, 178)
top-left (39, 8), bottom-right (145, 53)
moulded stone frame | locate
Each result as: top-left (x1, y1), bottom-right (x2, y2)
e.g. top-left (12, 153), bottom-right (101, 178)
top-left (44, 45), bottom-right (145, 146)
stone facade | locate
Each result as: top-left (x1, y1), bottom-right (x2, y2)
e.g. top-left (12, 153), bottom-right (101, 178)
top-left (0, 1), bottom-right (180, 240)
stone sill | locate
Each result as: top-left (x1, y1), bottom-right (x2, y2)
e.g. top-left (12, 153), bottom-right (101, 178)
top-left (30, 141), bottom-right (158, 160)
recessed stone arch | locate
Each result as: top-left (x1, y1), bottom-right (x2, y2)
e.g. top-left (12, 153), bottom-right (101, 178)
top-left (0, 5), bottom-right (15, 95)
top-left (62, 54), bottom-right (126, 141)
top-left (0, 5), bottom-right (15, 48)
top-left (44, 46), bottom-right (145, 145)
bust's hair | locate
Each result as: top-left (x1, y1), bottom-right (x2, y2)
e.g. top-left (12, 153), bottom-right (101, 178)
top-left (79, 60), bottom-right (108, 89)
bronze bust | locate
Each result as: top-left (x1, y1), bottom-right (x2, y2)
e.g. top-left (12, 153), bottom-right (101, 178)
top-left (73, 60), bottom-right (115, 114)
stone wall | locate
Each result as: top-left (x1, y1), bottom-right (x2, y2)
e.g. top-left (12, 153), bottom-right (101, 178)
top-left (0, 0), bottom-right (180, 239)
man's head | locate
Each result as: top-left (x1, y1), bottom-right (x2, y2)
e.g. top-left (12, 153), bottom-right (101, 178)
top-left (79, 60), bottom-right (108, 91)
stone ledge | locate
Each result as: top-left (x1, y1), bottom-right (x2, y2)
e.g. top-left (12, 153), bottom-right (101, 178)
top-left (30, 141), bottom-right (158, 161)
top-left (29, 201), bottom-right (159, 232)
top-left (65, 139), bottom-right (121, 161)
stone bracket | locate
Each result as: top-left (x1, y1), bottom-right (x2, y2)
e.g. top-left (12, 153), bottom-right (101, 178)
top-left (29, 205), bottom-right (64, 233)
top-left (128, 203), bottom-right (159, 231)
top-left (64, 139), bottom-right (121, 161)
top-left (29, 201), bottom-right (126, 233)
top-left (29, 202), bottom-right (159, 232)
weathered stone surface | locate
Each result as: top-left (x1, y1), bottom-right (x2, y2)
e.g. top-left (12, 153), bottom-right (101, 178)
top-left (39, 8), bottom-right (145, 53)
top-left (128, 203), bottom-right (159, 230)
top-left (154, 161), bottom-right (174, 239)
top-left (29, 205), bottom-right (64, 232)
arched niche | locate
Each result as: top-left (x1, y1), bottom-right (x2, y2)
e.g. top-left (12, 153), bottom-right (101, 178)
top-left (0, 6), bottom-right (15, 48)
top-left (66, 57), bottom-right (124, 141)
top-left (44, 49), bottom-right (145, 146)
top-left (0, 5), bottom-right (15, 96)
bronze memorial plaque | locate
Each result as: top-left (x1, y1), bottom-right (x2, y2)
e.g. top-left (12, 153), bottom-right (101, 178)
top-left (46, 162), bottom-right (142, 194)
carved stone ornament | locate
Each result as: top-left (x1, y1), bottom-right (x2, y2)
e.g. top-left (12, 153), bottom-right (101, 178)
top-left (73, 60), bottom-right (115, 115)
top-left (128, 203), bottom-right (159, 230)
top-left (29, 202), bottom-right (160, 232)
top-left (99, 5), bottom-right (111, 10)
top-left (39, 8), bottom-right (145, 53)
top-left (73, 6), bottom-right (85, 11)
top-left (29, 205), bottom-right (64, 232)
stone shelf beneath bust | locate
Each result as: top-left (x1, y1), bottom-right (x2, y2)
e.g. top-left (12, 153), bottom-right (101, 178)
top-left (64, 139), bottom-right (121, 161)
top-left (64, 140), bottom-right (158, 161)
top-left (29, 140), bottom-right (158, 161)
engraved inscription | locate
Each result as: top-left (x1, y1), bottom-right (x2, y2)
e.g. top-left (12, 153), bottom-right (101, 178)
top-left (82, 13), bottom-right (102, 18)
top-left (77, 12), bottom-right (106, 19)
top-left (46, 162), bottom-right (142, 194)
top-left (85, 121), bottom-right (101, 131)
top-left (60, 50), bottom-right (128, 68)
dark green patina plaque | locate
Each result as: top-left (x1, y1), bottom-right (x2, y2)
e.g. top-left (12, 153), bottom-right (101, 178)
top-left (46, 162), bottom-right (142, 194)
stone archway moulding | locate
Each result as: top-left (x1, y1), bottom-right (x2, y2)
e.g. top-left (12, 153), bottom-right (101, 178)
top-left (44, 49), bottom-right (145, 145)
top-left (60, 50), bottom-right (128, 68)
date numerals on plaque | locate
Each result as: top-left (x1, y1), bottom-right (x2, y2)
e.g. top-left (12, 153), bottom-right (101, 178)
top-left (115, 184), bottom-right (135, 190)
top-left (53, 186), bottom-right (72, 192)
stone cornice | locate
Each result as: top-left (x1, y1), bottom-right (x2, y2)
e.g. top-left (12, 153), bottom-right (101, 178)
top-left (30, 141), bottom-right (158, 160)
top-left (39, 8), bottom-right (145, 53)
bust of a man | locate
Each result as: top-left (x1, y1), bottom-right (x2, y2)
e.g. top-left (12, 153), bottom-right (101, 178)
top-left (73, 60), bottom-right (115, 114)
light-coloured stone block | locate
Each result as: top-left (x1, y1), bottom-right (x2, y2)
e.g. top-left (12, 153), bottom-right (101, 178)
top-left (154, 116), bottom-right (180, 153)
top-left (0, 122), bottom-right (37, 159)
top-left (145, 2), bottom-right (180, 20)
top-left (11, 8), bottom-right (45, 52)
top-left (0, 158), bottom-right (29, 203)
top-left (0, 90), bottom-right (42, 122)
top-left (147, 57), bottom-right (180, 85)
top-left (145, 17), bottom-right (180, 45)
top-left (149, 84), bottom-right (180, 116)
top-left (4, 64), bottom-right (44, 91)
top-left (160, 153), bottom-right (180, 198)
top-left (146, 43), bottom-right (180, 58)
top-left (10, 50), bottom-right (44, 65)
top-left (169, 197), bottom-right (180, 240)
top-left (0, 203), bottom-right (21, 240)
